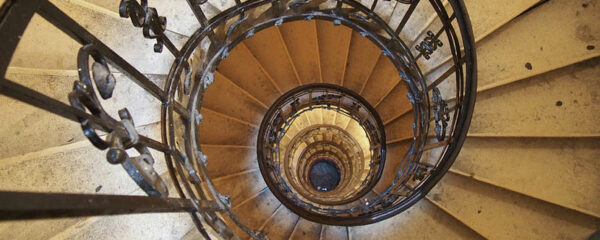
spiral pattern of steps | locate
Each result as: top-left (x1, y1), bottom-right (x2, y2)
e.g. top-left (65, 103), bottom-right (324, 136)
top-left (0, 0), bottom-right (599, 239)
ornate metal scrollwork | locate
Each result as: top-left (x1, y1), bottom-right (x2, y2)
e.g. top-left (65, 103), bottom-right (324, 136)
top-left (70, 45), bottom-right (168, 197)
top-left (432, 87), bottom-right (449, 141)
top-left (415, 30), bottom-right (443, 60)
top-left (119, 0), bottom-right (167, 53)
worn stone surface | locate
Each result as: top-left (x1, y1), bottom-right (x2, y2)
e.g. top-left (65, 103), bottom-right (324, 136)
top-left (351, 200), bottom-right (484, 240)
top-left (227, 189), bottom-right (281, 238)
top-left (454, 137), bottom-right (600, 217)
top-left (217, 44), bottom-right (281, 106)
top-left (475, 0), bottom-right (599, 91)
top-left (203, 145), bottom-right (257, 179)
top-left (244, 27), bottom-right (301, 92)
top-left (212, 170), bottom-right (266, 206)
top-left (289, 218), bottom-right (322, 240)
top-left (1, 68), bottom-right (164, 158)
top-left (470, 58), bottom-right (600, 136)
top-left (262, 206), bottom-right (299, 240)
top-left (343, 31), bottom-right (381, 93)
top-left (429, 174), bottom-right (600, 240)
top-left (321, 225), bottom-right (347, 240)
top-left (317, 20), bottom-right (353, 86)
top-left (10, 0), bottom-right (187, 75)
top-left (279, 21), bottom-right (322, 85)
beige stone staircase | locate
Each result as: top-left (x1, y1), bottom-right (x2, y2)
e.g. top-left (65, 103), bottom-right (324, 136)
top-left (0, 0), bottom-right (598, 239)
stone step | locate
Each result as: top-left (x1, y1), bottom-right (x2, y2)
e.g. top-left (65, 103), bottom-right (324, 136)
top-left (244, 26), bottom-right (301, 93)
top-left (217, 43), bottom-right (281, 107)
top-left (279, 20), bottom-right (322, 85)
top-left (198, 108), bottom-right (259, 146)
top-left (452, 137), bottom-right (600, 218)
top-left (1, 67), bottom-right (164, 158)
top-left (474, 0), bottom-right (599, 92)
top-left (343, 31), bottom-right (381, 94)
top-left (226, 189), bottom-right (281, 239)
top-left (0, 122), bottom-right (176, 239)
top-left (373, 140), bottom-right (411, 193)
top-left (416, 0), bottom-right (540, 74)
top-left (203, 145), bottom-right (257, 179)
top-left (212, 169), bottom-right (266, 206)
top-left (383, 112), bottom-right (412, 142)
top-left (316, 21), bottom-right (353, 86)
top-left (203, 72), bottom-right (267, 125)
top-left (350, 199), bottom-right (484, 239)
top-left (468, 57), bottom-right (600, 137)
top-left (10, 0), bottom-right (187, 75)
top-left (320, 225), bottom-right (348, 240)
top-left (361, 56), bottom-right (405, 109)
top-left (428, 173), bottom-right (599, 240)
top-left (289, 218), bottom-right (322, 240)
top-left (262, 206), bottom-right (300, 240)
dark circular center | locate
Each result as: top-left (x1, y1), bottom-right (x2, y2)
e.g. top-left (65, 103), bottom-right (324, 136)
top-left (309, 159), bottom-right (341, 192)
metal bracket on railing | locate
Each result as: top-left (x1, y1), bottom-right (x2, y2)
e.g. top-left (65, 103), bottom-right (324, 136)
top-left (432, 87), bottom-right (449, 141)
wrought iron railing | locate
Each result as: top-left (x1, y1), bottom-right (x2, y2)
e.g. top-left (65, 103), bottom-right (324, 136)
top-left (0, 0), bottom-right (475, 238)
top-left (257, 84), bottom-right (387, 217)
top-left (281, 124), bottom-right (371, 205)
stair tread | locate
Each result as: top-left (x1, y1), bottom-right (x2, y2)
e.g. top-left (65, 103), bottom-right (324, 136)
top-left (217, 44), bottom-right (281, 106)
top-left (199, 108), bottom-right (259, 146)
top-left (373, 141), bottom-right (411, 193)
top-left (0, 123), bottom-right (171, 240)
top-left (387, 0), bottom-right (438, 43)
top-left (374, 83), bottom-right (410, 123)
top-left (383, 111), bottom-right (413, 142)
top-left (262, 206), bottom-right (299, 240)
top-left (429, 174), bottom-right (600, 240)
top-left (58, 212), bottom-right (193, 240)
top-left (361, 57), bottom-right (404, 107)
top-left (244, 27), bottom-right (301, 92)
top-left (204, 72), bottom-right (267, 125)
top-left (416, 0), bottom-right (540, 74)
top-left (320, 225), bottom-right (347, 240)
top-left (469, 57), bottom-right (600, 136)
top-left (10, 0), bottom-right (187, 75)
top-left (454, 137), bottom-right (600, 217)
top-left (316, 21), bottom-right (353, 85)
top-left (212, 169), bottom-right (266, 206)
top-left (0, 122), bottom-right (165, 194)
top-left (343, 31), bottom-right (381, 93)
top-left (228, 189), bottom-right (280, 239)
top-left (351, 199), bottom-right (484, 240)
top-left (289, 218), bottom-right (321, 240)
top-left (203, 145), bottom-right (258, 179)
top-left (50, 170), bottom-right (191, 240)
top-left (1, 68), bottom-right (164, 158)
top-left (279, 21), bottom-right (322, 84)
top-left (475, 0), bottom-right (599, 92)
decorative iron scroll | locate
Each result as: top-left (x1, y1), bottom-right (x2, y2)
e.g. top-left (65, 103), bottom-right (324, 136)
top-left (119, 0), bottom-right (167, 52)
top-left (415, 30), bottom-right (443, 59)
top-left (70, 45), bottom-right (168, 197)
top-left (432, 87), bottom-right (449, 141)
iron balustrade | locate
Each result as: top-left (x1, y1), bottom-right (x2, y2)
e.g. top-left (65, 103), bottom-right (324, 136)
top-left (0, 0), bottom-right (476, 237)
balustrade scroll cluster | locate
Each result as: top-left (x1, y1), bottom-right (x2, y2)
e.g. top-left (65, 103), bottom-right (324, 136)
top-left (70, 44), bottom-right (168, 197)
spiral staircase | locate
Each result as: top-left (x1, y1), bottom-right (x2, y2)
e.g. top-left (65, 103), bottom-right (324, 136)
top-left (0, 0), bottom-right (599, 239)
